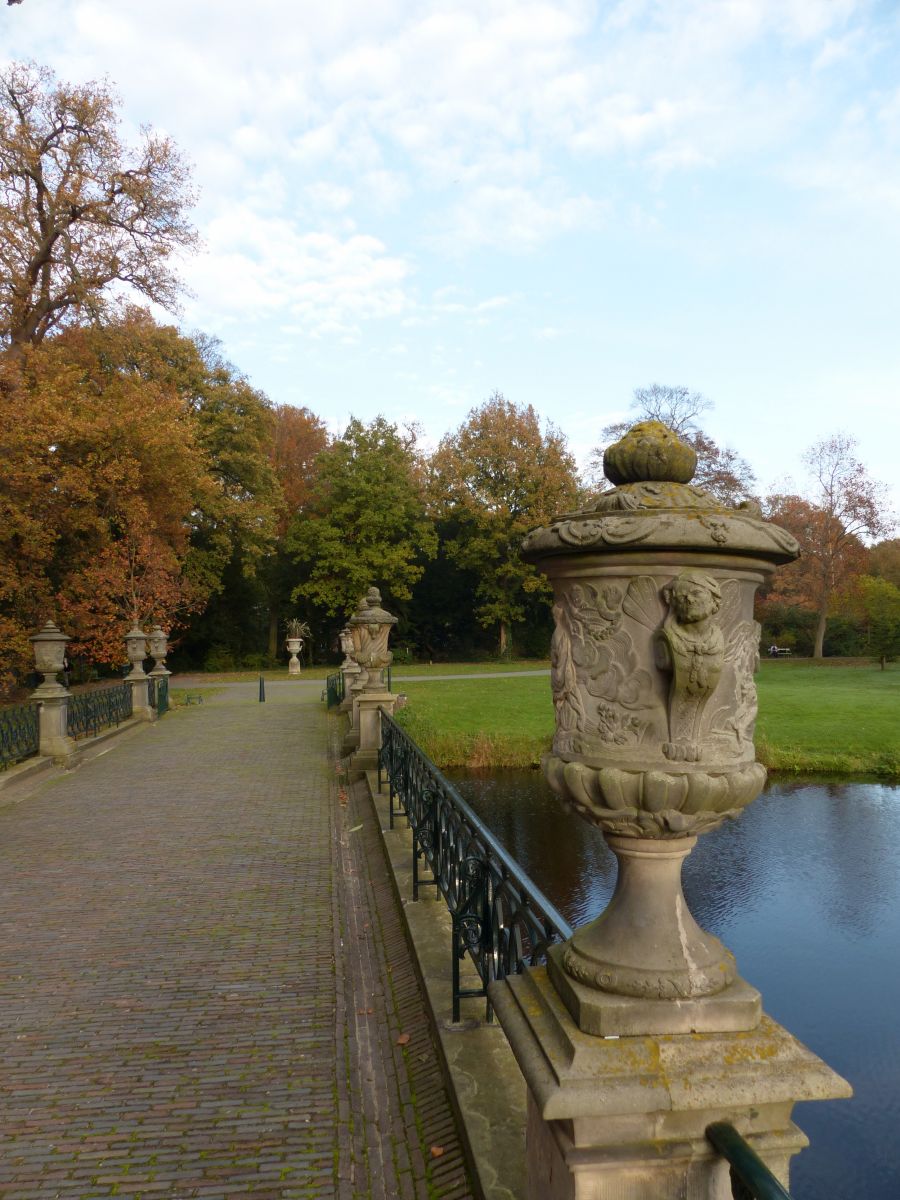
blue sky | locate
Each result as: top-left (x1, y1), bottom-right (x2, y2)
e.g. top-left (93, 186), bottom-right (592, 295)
top-left (5, 0), bottom-right (900, 510)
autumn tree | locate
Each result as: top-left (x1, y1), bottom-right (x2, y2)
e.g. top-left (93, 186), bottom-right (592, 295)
top-left (765, 434), bottom-right (894, 658)
top-left (0, 318), bottom-right (212, 674)
top-left (0, 311), bottom-right (282, 683)
top-left (0, 61), bottom-right (196, 350)
top-left (263, 404), bottom-right (329, 656)
top-left (287, 416), bottom-right (436, 620)
top-left (428, 392), bottom-right (581, 655)
top-left (591, 383), bottom-right (757, 505)
top-left (869, 538), bottom-right (900, 589)
top-left (856, 577), bottom-right (900, 666)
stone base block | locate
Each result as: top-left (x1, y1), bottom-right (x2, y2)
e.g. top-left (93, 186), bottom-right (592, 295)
top-left (490, 965), bottom-right (851, 1200)
top-left (342, 730), bottom-right (360, 755)
top-left (547, 944), bottom-right (761, 1037)
top-left (349, 747), bottom-right (380, 772)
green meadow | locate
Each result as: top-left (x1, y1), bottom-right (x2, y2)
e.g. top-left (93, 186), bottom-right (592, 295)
top-left (394, 660), bottom-right (900, 778)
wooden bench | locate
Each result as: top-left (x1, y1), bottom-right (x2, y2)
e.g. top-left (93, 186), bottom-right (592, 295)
top-left (768, 647), bottom-right (793, 657)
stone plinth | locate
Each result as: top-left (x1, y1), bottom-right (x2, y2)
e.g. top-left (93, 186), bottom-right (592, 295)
top-left (339, 662), bottom-right (361, 713)
top-left (491, 966), bottom-right (851, 1200)
top-left (34, 693), bottom-right (80, 767)
top-left (129, 676), bottom-right (156, 722)
top-left (349, 691), bottom-right (396, 772)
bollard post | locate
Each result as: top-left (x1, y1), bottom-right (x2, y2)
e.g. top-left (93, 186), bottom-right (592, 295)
top-left (259, 674), bottom-right (265, 703)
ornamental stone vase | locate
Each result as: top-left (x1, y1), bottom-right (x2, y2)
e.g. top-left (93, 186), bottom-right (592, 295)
top-left (148, 625), bottom-right (170, 677)
top-left (285, 637), bottom-right (303, 675)
top-left (523, 419), bottom-right (800, 1036)
top-left (124, 625), bottom-right (149, 680)
top-left (348, 586), bottom-right (397, 693)
top-left (29, 620), bottom-right (70, 696)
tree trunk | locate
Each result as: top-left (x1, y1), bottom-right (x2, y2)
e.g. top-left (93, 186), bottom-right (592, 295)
top-left (267, 606), bottom-right (279, 660)
top-left (499, 620), bottom-right (508, 657)
top-left (813, 603), bottom-right (828, 659)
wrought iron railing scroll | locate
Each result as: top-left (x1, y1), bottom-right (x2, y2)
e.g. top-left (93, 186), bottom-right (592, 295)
top-left (67, 683), bottom-right (133, 740)
top-left (379, 710), bottom-right (572, 1022)
top-left (0, 702), bottom-right (39, 770)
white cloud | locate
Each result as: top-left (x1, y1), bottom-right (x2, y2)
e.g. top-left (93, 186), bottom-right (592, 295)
top-left (183, 208), bottom-right (414, 336)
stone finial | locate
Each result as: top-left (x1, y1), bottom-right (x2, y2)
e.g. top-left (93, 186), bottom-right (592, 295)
top-left (603, 419), bottom-right (697, 484)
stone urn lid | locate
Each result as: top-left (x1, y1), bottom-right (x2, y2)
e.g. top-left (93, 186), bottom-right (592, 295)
top-left (30, 619), bottom-right (70, 650)
top-left (348, 586), bottom-right (398, 629)
top-left (522, 420), bottom-right (799, 563)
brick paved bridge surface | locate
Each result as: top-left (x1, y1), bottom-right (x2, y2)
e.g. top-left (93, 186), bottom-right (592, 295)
top-left (0, 684), bottom-right (473, 1200)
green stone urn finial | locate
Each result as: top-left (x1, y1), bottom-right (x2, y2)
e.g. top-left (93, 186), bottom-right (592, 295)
top-left (603, 419), bottom-right (697, 485)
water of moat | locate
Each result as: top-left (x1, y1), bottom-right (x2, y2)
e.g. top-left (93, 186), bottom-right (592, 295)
top-left (447, 769), bottom-right (900, 1200)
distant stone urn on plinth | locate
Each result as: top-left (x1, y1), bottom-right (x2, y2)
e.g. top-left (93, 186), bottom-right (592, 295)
top-left (285, 618), bottom-right (310, 676)
top-left (522, 420), bottom-right (801, 1037)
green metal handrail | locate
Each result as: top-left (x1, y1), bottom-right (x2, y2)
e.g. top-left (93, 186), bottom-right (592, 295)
top-left (325, 671), bottom-right (343, 707)
top-left (379, 710), bottom-right (573, 1022)
top-left (0, 701), bottom-right (39, 770)
top-left (706, 1123), bottom-right (793, 1199)
top-left (67, 682), bottom-right (132, 739)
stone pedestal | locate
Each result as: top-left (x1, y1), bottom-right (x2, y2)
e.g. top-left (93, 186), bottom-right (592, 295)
top-left (35, 690), bottom-right (80, 767)
top-left (339, 662), bottom-right (361, 713)
top-left (349, 691), bottom-right (396, 771)
top-left (129, 676), bottom-right (156, 722)
top-left (491, 967), bottom-right (851, 1200)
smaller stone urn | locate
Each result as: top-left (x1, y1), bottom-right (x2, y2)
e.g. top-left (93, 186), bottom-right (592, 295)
top-left (29, 620), bottom-right (70, 696)
top-left (148, 625), bottom-right (170, 677)
top-left (285, 618), bottom-right (310, 676)
top-left (124, 625), bottom-right (148, 680)
top-left (339, 626), bottom-right (355, 667)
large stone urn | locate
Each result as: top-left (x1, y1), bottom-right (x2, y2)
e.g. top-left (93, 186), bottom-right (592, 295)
top-left (349, 586), bottom-right (397, 692)
top-left (346, 586), bottom-right (398, 770)
top-left (522, 420), bottom-right (801, 1036)
top-left (29, 620), bottom-right (70, 696)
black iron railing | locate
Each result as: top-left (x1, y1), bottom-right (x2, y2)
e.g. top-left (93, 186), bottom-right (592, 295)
top-left (67, 682), bottom-right (133, 739)
top-left (379, 710), bottom-right (573, 1022)
top-left (706, 1123), bottom-right (793, 1199)
top-left (325, 671), bottom-right (344, 707)
top-left (0, 702), bottom-right (39, 770)
top-left (156, 676), bottom-right (169, 716)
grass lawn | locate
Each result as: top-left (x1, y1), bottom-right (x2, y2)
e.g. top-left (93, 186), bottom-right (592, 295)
top-left (394, 659), bottom-right (900, 777)
top-left (168, 659), bottom-right (550, 685)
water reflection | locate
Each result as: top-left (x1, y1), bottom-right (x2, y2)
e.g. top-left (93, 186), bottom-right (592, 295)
top-left (449, 768), bottom-right (900, 1200)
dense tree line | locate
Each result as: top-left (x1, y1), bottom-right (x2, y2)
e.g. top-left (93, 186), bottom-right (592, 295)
top-left (1, 61), bottom-right (897, 694)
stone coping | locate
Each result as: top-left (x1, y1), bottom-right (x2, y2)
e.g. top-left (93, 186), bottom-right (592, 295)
top-left (363, 769), bottom-right (527, 1200)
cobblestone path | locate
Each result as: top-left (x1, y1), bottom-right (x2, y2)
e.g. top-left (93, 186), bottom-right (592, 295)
top-left (0, 685), bottom-right (473, 1200)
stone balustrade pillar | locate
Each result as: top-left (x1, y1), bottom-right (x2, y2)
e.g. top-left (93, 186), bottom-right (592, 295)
top-left (489, 420), bottom-right (851, 1199)
top-left (29, 620), bottom-right (80, 767)
top-left (344, 586), bottom-right (398, 770)
top-left (125, 624), bottom-right (155, 722)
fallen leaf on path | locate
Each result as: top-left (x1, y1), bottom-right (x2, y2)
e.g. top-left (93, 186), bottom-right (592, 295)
top-left (396, 1033), bottom-right (410, 1046)
top-left (430, 1146), bottom-right (445, 1158)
